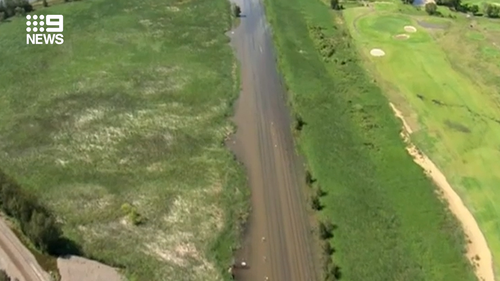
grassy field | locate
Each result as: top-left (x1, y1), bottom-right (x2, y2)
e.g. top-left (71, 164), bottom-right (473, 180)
top-left (0, 0), bottom-right (248, 280)
top-left (344, 1), bottom-right (500, 278)
top-left (263, 0), bottom-right (478, 280)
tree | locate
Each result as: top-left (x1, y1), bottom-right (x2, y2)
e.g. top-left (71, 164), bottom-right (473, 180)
top-left (425, 2), bottom-right (438, 14)
top-left (43, 0), bottom-right (48, 7)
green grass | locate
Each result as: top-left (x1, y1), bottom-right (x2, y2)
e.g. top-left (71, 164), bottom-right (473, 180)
top-left (463, 0), bottom-right (500, 5)
top-left (263, 0), bottom-right (477, 280)
top-left (0, 0), bottom-right (247, 280)
top-left (345, 3), bottom-right (500, 279)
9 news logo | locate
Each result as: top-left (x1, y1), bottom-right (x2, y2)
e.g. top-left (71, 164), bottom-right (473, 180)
top-left (26, 15), bottom-right (64, 45)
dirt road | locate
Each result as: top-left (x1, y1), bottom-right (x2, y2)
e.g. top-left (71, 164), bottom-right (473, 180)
top-left (227, 0), bottom-right (320, 280)
top-left (0, 218), bottom-right (50, 281)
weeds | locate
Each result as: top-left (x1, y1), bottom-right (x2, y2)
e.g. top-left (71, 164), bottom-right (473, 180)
top-left (0, 0), bottom-right (247, 279)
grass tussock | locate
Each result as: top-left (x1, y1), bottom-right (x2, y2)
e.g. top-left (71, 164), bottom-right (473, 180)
top-left (262, 0), bottom-right (477, 279)
top-left (0, 0), bottom-right (248, 279)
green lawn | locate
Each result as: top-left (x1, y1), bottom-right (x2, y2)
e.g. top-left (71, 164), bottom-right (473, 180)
top-left (263, 0), bottom-right (477, 279)
top-left (345, 3), bottom-right (500, 278)
top-left (0, 0), bottom-right (247, 280)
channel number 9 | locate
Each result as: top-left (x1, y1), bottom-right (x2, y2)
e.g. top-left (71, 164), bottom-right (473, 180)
top-left (45, 15), bottom-right (63, 33)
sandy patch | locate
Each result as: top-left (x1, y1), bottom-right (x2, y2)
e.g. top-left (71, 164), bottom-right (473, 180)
top-left (57, 256), bottom-right (123, 281)
top-left (394, 34), bottom-right (410, 40)
top-left (370, 48), bottom-right (385, 57)
top-left (404, 25), bottom-right (417, 33)
top-left (389, 103), bottom-right (494, 281)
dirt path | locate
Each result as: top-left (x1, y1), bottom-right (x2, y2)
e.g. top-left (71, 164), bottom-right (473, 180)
top-left (0, 218), bottom-right (50, 281)
top-left (389, 103), bottom-right (495, 281)
top-left (57, 256), bottom-right (123, 281)
top-left (226, 0), bottom-right (320, 280)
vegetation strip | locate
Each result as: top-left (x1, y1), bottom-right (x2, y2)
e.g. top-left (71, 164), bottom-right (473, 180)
top-left (262, 0), bottom-right (478, 280)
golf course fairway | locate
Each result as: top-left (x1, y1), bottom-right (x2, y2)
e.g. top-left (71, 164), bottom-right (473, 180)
top-left (345, 2), bottom-right (500, 279)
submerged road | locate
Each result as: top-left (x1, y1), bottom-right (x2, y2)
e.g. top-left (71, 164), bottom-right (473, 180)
top-left (227, 0), bottom-right (320, 280)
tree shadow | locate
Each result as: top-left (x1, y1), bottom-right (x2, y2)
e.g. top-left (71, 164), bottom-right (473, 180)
top-left (49, 237), bottom-right (83, 256)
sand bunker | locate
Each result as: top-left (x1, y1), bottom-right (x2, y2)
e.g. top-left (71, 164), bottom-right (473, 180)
top-left (404, 25), bottom-right (417, 33)
top-left (370, 48), bottom-right (385, 57)
top-left (394, 34), bottom-right (410, 40)
top-left (389, 103), bottom-right (495, 281)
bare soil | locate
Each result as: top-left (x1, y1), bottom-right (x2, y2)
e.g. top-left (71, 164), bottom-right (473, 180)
top-left (389, 102), bottom-right (495, 281)
top-left (57, 256), bottom-right (123, 281)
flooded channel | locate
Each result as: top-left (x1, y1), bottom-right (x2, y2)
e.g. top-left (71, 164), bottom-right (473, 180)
top-left (226, 0), bottom-right (320, 280)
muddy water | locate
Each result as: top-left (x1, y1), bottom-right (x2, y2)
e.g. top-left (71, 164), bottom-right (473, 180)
top-left (226, 0), bottom-right (319, 280)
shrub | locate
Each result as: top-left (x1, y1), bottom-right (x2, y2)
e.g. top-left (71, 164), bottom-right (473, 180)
top-left (13, 6), bottom-right (23, 16)
top-left (121, 202), bottom-right (144, 225)
top-left (0, 270), bottom-right (11, 281)
top-left (233, 4), bottom-right (241, 17)
top-left (315, 185), bottom-right (326, 198)
top-left (294, 114), bottom-right (306, 131)
top-left (425, 2), bottom-right (438, 15)
top-left (0, 170), bottom-right (65, 254)
top-left (319, 220), bottom-right (335, 239)
top-left (305, 170), bottom-right (315, 185)
top-left (322, 240), bottom-right (334, 256)
top-left (330, 0), bottom-right (340, 10)
top-left (325, 263), bottom-right (342, 281)
top-left (311, 196), bottom-right (322, 210)
top-left (484, 3), bottom-right (500, 18)
top-left (470, 4), bottom-right (479, 14)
